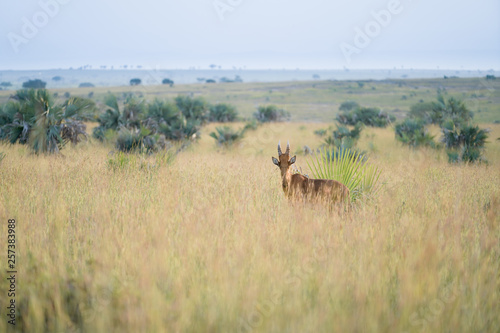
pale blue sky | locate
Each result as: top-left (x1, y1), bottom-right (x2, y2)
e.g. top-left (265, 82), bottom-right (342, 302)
top-left (1, 0), bottom-right (499, 70)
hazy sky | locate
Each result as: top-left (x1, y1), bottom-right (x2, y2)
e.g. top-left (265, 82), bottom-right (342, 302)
top-left (1, 0), bottom-right (499, 70)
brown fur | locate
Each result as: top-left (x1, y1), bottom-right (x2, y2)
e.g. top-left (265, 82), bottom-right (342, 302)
top-left (272, 142), bottom-right (350, 205)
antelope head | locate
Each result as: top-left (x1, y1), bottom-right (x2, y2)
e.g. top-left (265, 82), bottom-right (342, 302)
top-left (272, 141), bottom-right (296, 191)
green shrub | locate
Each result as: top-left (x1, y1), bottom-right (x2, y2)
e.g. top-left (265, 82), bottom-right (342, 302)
top-left (314, 129), bottom-right (328, 137)
top-left (0, 89), bottom-right (90, 153)
top-left (395, 118), bottom-right (436, 148)
top-left (253, 105), bottom-right (290, 123)
top-left (324, 123), bottom-right (363, 149)
top-left (432, 95), bottom-right (473, 125)
top-left (145, 99), bottom-right (180, 129)
top-left (62, 97), bottom-right (97, 121)
top-left (441, 120), bottom-right (489, 163)
top-left (209, 126), bottom-right (245, 147)
top-left (22, 79), bottom-right (46, 89)
top-left (115, 127), bottom-right (155, 153)
top-left (93, 95), bottom-right (203, 145)
top-left (130, 78), bottom-right (141, 86)
top-left (157, 117), bottom-right (200, 141)
top-left (122, 97), bottom-right (145, 130)
top-left (162, 78), bottom-right (174, 86)
top-left (408, 102), bottom-right (435, 124)
top-left (174, 95), bottom-right (209, 122)
top-left (243, 119), bottom-right (259, 132)
top-left (339, 101), bottom-right (360, 112)
top-left (208, 103), bottom-right (238, 122)
top-left (337, 106), bottom-right (395, 128)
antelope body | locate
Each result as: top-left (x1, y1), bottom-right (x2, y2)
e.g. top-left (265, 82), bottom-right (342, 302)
top-left (272, 142), bottom-right (350, 204)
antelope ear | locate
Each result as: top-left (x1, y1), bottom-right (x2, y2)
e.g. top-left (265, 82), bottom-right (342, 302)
top-left (289, 155), bottom-right (296, 165)
top-left (272, 157), bottom-right (279, 166)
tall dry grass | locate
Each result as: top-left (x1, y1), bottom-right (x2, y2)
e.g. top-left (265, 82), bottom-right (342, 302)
top-left (0, 123), bottom-right (499, 332)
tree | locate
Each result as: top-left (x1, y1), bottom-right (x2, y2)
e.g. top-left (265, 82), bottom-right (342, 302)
top-left (253, 105), bottom-right (290, 123)
top-left (408, 102), bottom-right (435, 124)
top-left (22, 79), bottom-right (46, 89)
top-left (0, 89), bottom-right (92, 153)
top-left (441, 120), bottom-right (489, 163)
top-left (339, 101), bottom-right (360, 112)
top-left (337, 106), bottom-right (395, 128)
top-left (174, 95), bottom-right (209, 122)
top-left (79, 82), bottom-right (95, 88)
top-left (324, 123), bottom-right (363, 150)
top-left (162, 78), bottom-right (174, 87)
top-left (209, 103), bottom-right (238, 122)
top-left (394, 118), bottom-right (436, 148)
top-left (431, 95), bottom-right (473, 126)
top-left (129, 78), bottom-right (142, 86)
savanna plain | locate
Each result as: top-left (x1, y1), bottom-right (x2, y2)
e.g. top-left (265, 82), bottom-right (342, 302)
top-left (1, 77), bottom-right (499, 332)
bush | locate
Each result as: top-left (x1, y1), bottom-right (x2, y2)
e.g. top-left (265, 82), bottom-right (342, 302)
top-left (92, 95), bottom-right (203, 145)
top-left (208, 103), bottom-right (238, 122)
top-left (0, 89), bottom-right (91, 153)
top-left (22, 79), bottom-right (46, 89)
top-left (157, 117), bottom-right (200, 141)
top-left (243, 119), bottom-right (259, 132)
top-left (253, 105), bottom-right (290, 123)
top-left (122, 97), bottom-right (145, 130)
top-left (441, 120), bottom-right (489, 163)
top-left (62, 97), bottom-right (97, 121)
top-left (339, 101), bottom-right (360, 112)
top-left (337, 106), bottom-right (395, 128)
top-left (115, 127), bottom-right (156, 153)
top-left (395, 118), bottom-right (436, 148)
top-left (92, 94), bottom-right (124, 141)
top-left (61, 120), bottom-right (87, 145)
top-left (174, 95), bottom-right (209, 122)
top-left (146, 99), bottom-right (180, 126)
top-left (79, 82), bottom-right (95, 88)
top-left (324, 123), bottom-right (363, 150)
top-left (408, 102), bottom-right (435, 124)
top-left (314, 129), bottom-right (328, 137)
top-left (209, 126), bottom-right (245, 147)
top-left (130, 78), bottom-right (142, 86)
top-left (431, 95), bottom-right (473, 126)
top-left (162, 78), bottom-right (174, 87)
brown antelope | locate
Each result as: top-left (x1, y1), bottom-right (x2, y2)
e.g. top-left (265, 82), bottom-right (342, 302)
top-left (272, 141), bottom-right (350, 206)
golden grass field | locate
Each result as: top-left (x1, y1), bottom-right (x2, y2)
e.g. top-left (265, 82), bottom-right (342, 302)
top-left (1, 118), bottom-right (499, 332)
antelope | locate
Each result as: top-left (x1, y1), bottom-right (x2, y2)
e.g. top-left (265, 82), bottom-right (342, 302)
top-left (272, 141), bottom-right (350, 206)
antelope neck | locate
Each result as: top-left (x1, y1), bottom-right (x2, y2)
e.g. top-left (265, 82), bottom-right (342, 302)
top-left (281, 167), bottom-right (292, 191)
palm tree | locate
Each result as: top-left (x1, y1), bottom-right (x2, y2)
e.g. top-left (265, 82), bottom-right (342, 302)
top-left (432, 95), bottom-right (473, 126)
top-left (0, 89), bottom-right (93, 153)
top-left (441, 120), bottom-right (489, 163)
